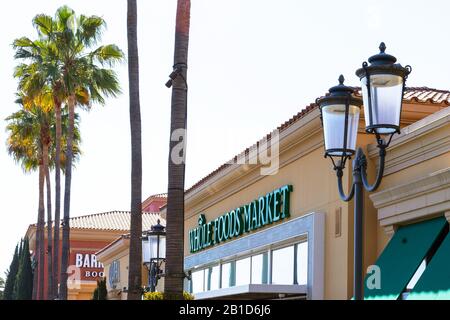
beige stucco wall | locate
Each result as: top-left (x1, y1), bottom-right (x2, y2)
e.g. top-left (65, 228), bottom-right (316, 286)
top-left (183, 104), bottom-right (450, 300)
top-left (185, 128), bottom-right (358, 299)
top-left (371, 113), bottom-right (450, 254)
top-left (100, 244), bottom-right (165, 300)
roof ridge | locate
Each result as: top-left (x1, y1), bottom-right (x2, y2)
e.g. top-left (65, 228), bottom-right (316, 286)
top-left (405, 86), bottom-right (450, 94)
top-left (185, 87), bottom-right (449, 195)
top-left (33, 210), bottom-right (160, 227)
top-left (69, 210), bottom-right (158, 221)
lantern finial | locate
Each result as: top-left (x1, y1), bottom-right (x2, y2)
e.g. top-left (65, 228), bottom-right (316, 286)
top-left (338, 74), bottom-right (345, 85)
top-left (379, 42), bottom-right (386, 53)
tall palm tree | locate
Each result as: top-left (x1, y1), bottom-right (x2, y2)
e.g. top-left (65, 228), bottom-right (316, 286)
top-left (6, 103), bottom-right (48, 300)
top-left (45, 166), bottom-right (52, 299)
top-left (6, 103), bottom-right (49, 300)
top-left (6, 101), bottom-right (81, 300)
top-left (13, 34), bottom-right (67, 300)
top-left (126, 0), bottom-right (142, 300)
top-left (127, 0), bottom-right (142, 300)
top-left (164, 0), bottom-right (191, 299)
top-left (13, 6), bottom-right (124, 299)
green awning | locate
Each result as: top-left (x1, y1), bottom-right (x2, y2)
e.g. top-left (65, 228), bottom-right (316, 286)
top-left (364, 216), bottom-right (447, 300)
top-left (408, 231), bottom-right (450, 300)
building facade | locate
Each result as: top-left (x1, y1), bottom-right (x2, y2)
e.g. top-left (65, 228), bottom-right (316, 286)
top-left (95, 222), bottom-right (167, 300)
top-left (181, 87), bottom-right (450, 300)
top-left (26, 210), bottom-right (163, 300)
top-left (95, 194), bottom-right (168, 300)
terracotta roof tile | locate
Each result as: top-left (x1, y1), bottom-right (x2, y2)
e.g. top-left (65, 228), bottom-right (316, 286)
top-left (185, 87), bottom-right (450, 195)
top-left (35, 211), bottom-right (165, 231)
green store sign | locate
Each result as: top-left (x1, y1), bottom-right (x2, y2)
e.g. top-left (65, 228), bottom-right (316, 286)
top-left (189, 185), bottom-right (293, 253)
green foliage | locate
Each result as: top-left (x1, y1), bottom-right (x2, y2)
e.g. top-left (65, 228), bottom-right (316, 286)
top-left (143, 291), bottom-right (163, 300)
top-left (92, 287), bottom-right (98, 300)
top-left (5, 103), bottom-right (82, 173)
top-left (3, 239), bottom-right (34, 300)
top-left (13, 5), bottom-right (125, 108)
top-left (92, 278), bottom-right (107, 300)
top-left (14, 238), bottom-right (33, 300)
top-left (143, 291), bottom-right (194, 300)
top-left (3, 245), bottom-right (20, 300)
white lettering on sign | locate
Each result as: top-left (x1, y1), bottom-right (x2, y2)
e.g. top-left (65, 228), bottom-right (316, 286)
top-left (84, 271), bottom-right (104, 278)
top-left (75, 254), bottom-right (83, 268)
top-left (74, 253), bottom-right (104, 269)
top-left (83, 255), bottom-right (90, 268)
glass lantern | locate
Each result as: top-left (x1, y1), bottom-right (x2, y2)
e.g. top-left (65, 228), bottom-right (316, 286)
top-left (317, 75), bottom-right (363, 161)
top-left (142, 219), bottom-right (166, 264)
top-left (356, 42), bottom-right (411, 135)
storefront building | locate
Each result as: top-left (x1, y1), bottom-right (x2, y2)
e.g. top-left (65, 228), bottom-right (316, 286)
top-left (182, 87), bottom-right (450, 300)
top-left (95, 217), bottom-right (167, 300)
top-left (26, 209), bottom-right (164, 300)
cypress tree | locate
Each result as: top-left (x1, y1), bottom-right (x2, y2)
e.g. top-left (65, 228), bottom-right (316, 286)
top-left (15, 238), bottom-right (34, 300)
top-left (3, 245), bottom-right (20, 300)
top-left (92, 278), bottom-right (107, 300)
top-left (92, 287), bottom-right (99, 300)
top-left (98, 278), bottom-right (107, 300)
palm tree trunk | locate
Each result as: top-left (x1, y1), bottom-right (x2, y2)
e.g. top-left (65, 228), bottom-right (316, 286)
top-left (60, 95), bottom-right (75, 300)
top-left (53, 99), bottom-right (61, 298)
top-left (37, 161), bottom-right (45, 300)
top-left (164, 0), bottom-right (191, 299)
top-left (45, 166), bottom-right (53, 300)
top-left (126, 0), bottom-right (143, 300)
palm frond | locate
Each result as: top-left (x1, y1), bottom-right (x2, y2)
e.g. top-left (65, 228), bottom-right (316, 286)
top-left (90, 44), bottom-right (124, 67)
top-left (32, 14), bottom-right (54, 36)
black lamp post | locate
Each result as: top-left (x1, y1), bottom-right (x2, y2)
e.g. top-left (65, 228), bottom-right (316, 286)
top-left (316, 43), bottom-right (411, 300)
top-left (142, 219), bottom-right (166, 292)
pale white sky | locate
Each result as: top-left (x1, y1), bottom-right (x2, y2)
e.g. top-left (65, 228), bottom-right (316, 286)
top-left (1, 0), bottom-right (449, 275)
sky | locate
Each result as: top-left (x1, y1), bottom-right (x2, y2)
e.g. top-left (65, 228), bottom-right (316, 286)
top-left (1, 0), bottom-right (449, 276)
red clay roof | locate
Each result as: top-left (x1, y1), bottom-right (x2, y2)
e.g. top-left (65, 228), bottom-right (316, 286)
top-left (32, 211), bottom-right (165, 231)
top-left (141, 192), bottom-right (167, 209)
top-left (185, 87), bottom-right (450, 195)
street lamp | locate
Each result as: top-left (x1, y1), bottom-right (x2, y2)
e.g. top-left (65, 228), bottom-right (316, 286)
top-left (142, 219), bottom-right (166, 292)
top-left (316, 42), bottom-right (411, 300)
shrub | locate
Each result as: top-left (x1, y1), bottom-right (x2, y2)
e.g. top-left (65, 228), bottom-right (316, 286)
top-left (143, 291), bottom-right (194, 300)
top-left (143, 291), bottom-right (164, 300)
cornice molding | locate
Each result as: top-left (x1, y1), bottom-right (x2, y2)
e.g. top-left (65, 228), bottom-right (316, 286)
top-left (368, 107), bottom-right (450, 176)
top-left (370, 168), bottom-right (450, 227)
top-left (96, 238), bottom-right (130, 264)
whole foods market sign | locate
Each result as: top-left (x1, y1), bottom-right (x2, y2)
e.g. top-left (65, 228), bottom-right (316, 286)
top-left (189, 185), bottom-right (293, 253)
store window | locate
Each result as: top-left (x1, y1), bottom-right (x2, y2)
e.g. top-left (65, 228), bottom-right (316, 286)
top-left (296, 242), bottom-right (308, 285)
top-left (189, 240), bottom-right (308, 294)
top-left (236, 257), bottom-right (251, 286)
top-left (109, 260), bottom-right (120, 289)
top-left (221, 262), bottom-right (232, 289)
top-left (272, 245), bottom-right (295, 284)
top-left (251, 253), bottom-right (268, 284)
top-left (207, 265), bottom-right (220, 291)
top-left (191, 269), bottom-right (204, 294)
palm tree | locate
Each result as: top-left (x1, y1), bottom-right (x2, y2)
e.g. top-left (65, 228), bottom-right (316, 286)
top-left (164, 0), bottom-right (191, 299)
top-left (45, 166), bottom-right (52, 299)
top-left (13, 34), bottom-right (67, 300)
top-left (5, 101), bottom-right (81, 299)
top-left (126, 0), bottom-right (142, 300)
top-left (6, 103), bottom-right (47, 300)
top-left (13, 6), bottom-right (123, 299)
